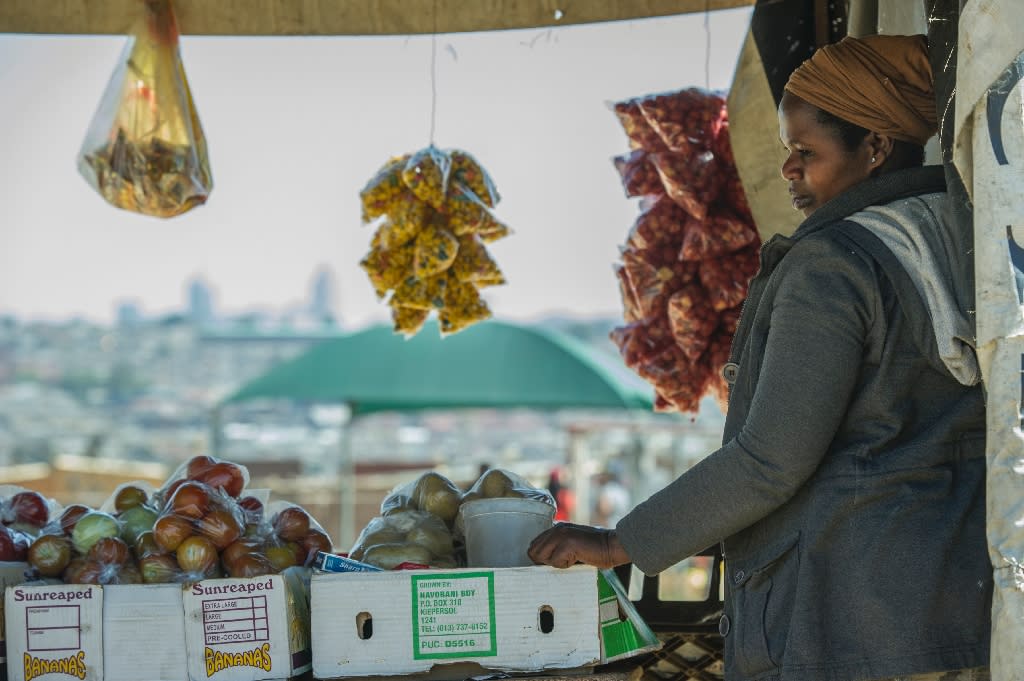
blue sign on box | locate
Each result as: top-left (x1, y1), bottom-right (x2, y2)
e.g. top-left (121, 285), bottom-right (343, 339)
top-left (313, 551), bottom-right (384, 573)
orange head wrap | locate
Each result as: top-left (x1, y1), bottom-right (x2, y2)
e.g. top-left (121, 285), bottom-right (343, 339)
top-left (784, 34), bottom-right (937, 146)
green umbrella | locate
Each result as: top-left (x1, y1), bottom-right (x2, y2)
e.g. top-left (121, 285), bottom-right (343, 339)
top-left (222, 319), bottom-right (653, 413)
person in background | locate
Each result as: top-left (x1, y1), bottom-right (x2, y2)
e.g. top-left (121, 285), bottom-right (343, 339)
top-left (546, 467), bottom-right (576, 521)
top-left (592, 468), bottom-right (630, 528)
top-left (529, 34), bottom-right (990, 681)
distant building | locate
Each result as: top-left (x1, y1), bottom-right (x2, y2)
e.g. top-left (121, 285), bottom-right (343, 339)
top-left (309, 266), bottom-right (339, 327)
top-left (115, 301), bottom-right (142, 327)
top-left (186, 276), bottom-right (216, 326)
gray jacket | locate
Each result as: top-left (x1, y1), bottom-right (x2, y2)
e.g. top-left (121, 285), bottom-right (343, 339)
top-left (617, 166), bottom-right (991, 681)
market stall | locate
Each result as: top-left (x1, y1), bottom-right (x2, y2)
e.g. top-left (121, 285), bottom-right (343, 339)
top-left (4, 0), bottom-right (1024, 679)
top-left (217, 319), bottom-right (655, 548)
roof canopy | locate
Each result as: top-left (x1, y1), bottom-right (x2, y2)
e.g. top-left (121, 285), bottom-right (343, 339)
top-left (223, 320), bottom-right (654, 414)
top-left (0, 0), bottom-right (754, 36)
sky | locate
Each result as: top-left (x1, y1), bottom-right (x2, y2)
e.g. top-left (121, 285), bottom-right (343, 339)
top-left (0, 8), bottom-right (753, 331)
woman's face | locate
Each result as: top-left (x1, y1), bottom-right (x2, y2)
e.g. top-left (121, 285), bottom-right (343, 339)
top-left (778, 93), bottom-right (874, 217)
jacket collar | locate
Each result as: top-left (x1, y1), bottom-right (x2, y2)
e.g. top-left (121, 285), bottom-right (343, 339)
top-left (789, 165), bottom-right (948, 242)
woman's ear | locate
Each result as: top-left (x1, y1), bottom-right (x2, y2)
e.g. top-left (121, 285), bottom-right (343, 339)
top-left (866, 132), bottom-right (895, 169)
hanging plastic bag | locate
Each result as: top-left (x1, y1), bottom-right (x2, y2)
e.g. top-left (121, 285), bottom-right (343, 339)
top-left (77, 0), bottom-right (212, 218)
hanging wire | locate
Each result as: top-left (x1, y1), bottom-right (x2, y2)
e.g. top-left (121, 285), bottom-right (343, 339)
top-left (428, 0), bottom-right (439, 146)
top-left (703, 0), bottom-right (712, 89)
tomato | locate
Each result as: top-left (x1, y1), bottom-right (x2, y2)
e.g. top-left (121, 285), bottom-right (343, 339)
top-left (134, 531), bottom-right (163, 560)
top-left (195, 507), bottom-right (243, 549)
top-left (265, 545), bottom-right (298, 572)
top-left (28, 535), bottom-right (71, 577)
top-left (194, 462), bottom-right (245, 498)
top-left (185, 455), bottom-right (217, 479)
top-left (300, 529), bottom-right (333, 566)
top-left (226, 552), bottom-right (275, 579)
top-left (153, 514), bottom-right (193, 553)
top-left (10, 491), bottom-right (49, 528)
top-left (139, 554), bottom-right (181, 584)
top-left (238, 496), bottom-right (264, 524)
top-left (89, 536), bottom-right (130, 566)
top-left (170, 482), bottom-right (210, 519)
top-left (221, 539), bottom-right (260, 572)
top-left (59, 504), bottom-right (91, 535)
top-left (176, 535), bottom-right (219, 577)
top-left (272, 507), bottom-right (310, 542)
top-left (114, 485), bottom-right (149, 513)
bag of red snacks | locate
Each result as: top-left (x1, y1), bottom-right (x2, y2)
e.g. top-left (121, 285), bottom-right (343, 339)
top-left (636, 88), bottom-right (728, 155)
top-left (640, 345), bottom-right (709, 414)
top-left (679, 208), bottom-right (759, 261)
top-left (609, 87), bottom-right (760, 415)
top-left (624, 195), bottom-right (688, 264)
top-left (699, 245), bottom-right (760, 311)
top-left (610, 320), bottom-right (675, 370)
top-left (611, 99), bottom-right (668, 152)
top-left (649, 150), bottom-right (722, 221)
top-left (613, 150), bottom-right (663, 198)
top-left (667, 285), bottom-right (719, 361)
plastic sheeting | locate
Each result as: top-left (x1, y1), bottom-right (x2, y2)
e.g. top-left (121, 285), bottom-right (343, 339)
top-left (952, 1), bottom-right (1024, 679)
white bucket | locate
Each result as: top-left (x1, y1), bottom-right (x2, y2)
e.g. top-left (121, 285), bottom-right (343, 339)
top-left (459, 497), bottom-right (555, 567)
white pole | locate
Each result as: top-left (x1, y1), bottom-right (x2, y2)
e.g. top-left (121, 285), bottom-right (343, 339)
top-left (337, 411), bottom-right (357, 552)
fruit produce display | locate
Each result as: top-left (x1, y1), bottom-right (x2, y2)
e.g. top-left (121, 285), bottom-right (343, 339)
top-left (349, 468), bottom-right (556, 570)
top-left (359, 147), bottom-right (509, 337)
top-left (609, 88), bottom-right (761, 413)
top-left (20, 455), bottom-right (333, 585)
top-left (0, 487), bottom-right (62, 563)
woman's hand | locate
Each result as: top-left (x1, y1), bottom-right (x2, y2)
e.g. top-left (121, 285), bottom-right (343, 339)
top-left (527, 522), bottom-right (630, 569)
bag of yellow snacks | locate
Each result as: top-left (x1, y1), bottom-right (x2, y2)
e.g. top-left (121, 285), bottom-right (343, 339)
top-left (358, 146), bottom-right (509, 337)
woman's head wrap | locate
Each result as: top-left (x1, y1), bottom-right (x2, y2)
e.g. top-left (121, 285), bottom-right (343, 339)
top-left (784, 34), bottom-right (937, 146)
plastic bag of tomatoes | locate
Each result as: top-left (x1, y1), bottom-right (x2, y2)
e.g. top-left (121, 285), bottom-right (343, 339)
top-left (226, 499), bottom-right (334, 577)
top-left (0, 484), bottom-right (63, 563)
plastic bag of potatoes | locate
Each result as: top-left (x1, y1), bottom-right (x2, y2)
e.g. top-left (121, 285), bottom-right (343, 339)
top-left (348, 510), bottom-right (457, 570)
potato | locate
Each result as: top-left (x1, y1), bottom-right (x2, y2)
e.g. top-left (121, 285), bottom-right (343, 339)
top-left (406, 522), bottom-right (454, 558)
top-left (413, 472), bottom-right (462, 523)
top-left (362, 543), bottom-right (434, 570)
top-left (479, 469), bottom-right (516, 498)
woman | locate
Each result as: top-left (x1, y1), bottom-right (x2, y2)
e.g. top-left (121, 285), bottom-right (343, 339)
top-left (529, 35), bottom-right (991, 681)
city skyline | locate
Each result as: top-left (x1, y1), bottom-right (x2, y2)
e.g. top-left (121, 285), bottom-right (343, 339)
top-left (0, 9), bottom-right (754, 330)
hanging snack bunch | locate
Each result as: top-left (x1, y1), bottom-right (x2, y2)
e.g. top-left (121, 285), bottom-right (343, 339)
top-left (609, 88), bottom-right (760, 413)
top-left (359, 147), bottom-right (509, 337)
top-left (77, 0), bottom-right (212, 218)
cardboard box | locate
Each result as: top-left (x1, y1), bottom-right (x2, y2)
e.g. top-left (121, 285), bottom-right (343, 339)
top-left (4, 583), bottom-right (104, 681)
top-left (596, 568), bottom-right (659, 664)
top-left (182, 568), bottom-right (311, 681)
top-left (103, 584), bottom-right (188, 681)
top-left (310, 565), bottom-right (659, 680)
top-left (0, 563), bottom-right (31, 680)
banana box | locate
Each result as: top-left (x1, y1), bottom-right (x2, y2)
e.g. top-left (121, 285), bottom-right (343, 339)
top-left (310, 565), bottom-right (659, 680)
top-left (181, 568), bottom-right (311, 681)
top-left (0, 563), bottom-right (31, 681)
top-left (102, 584), bottom-right (188, 681)
top-left (4, 582), bottom-right (103, 681)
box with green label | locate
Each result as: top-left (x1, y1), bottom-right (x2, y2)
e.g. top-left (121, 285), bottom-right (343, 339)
top-left (310, 565), bottom-right (659, 679)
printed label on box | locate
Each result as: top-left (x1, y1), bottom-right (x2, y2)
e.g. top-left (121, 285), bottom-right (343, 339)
top-left (410, 572), bottom-right (496, 660)
top-left (202, 594), bottom-right (270, 646)
top-left (184, 572), bottom-right (311, 681)
top-left (6, 584), bottom-right (103, 681)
